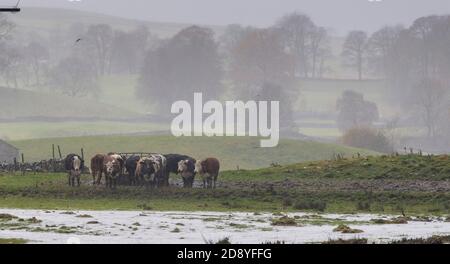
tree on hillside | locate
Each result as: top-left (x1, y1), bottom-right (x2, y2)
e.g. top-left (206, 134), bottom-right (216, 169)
top-left (110, 25), bottom-right (156, 74)
top-left (0, 44), bottom-right (25, 89)
top-left (229, 27), bottom-right (295, 99)
top-left (367, 25), bottom-right (404, 78)
top-left (309, 26), bottom-right (330, 79)
top-left (0, 14), bottom-right (13, 41)
top-left (24, 42), bottom-right (50, 87)
top-left (259, 82), bottom-right (296, 130)
top-left (49, 56), bottom-right (99, 97)
top-left (341, 31), bottom-right (368, 80)
top-left (276, 12), bottom-right (315, 78)
top-left (411, 78), bottom-right (449, 138)
top-left (84, 24), bottom-right (114, 76)
top-left (336, 90), bottom-right (379, 131)
top-left (137, 26), bottom-right (222, 115)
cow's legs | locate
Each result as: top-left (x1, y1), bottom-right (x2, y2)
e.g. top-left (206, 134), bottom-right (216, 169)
top-left (92, 170), bottom-right (96, 185)
top-left (97, 172), bottom-right (103, 185)
top-left (68, 173), bottom-right (71, 186)
top-left (207, 178), bottom-right (212, 189)
top-left (77, 175), bottom-right (80, 187)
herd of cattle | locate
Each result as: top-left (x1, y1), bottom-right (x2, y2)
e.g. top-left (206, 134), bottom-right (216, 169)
top-left (65, 153), bottom-right (220, 189)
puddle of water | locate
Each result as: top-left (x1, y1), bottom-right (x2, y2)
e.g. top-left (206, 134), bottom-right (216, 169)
top-left (0, 209), bottom-right (449, 244)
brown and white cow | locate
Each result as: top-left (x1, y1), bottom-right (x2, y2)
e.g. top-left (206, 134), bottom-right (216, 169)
top-left (90, 154), bottom-right (104, 185)
top-left (195, 158), bottom-right (220, 189)
top-left (103, 154), bottom-right (124, 189)
top-left (135, 154), bottom-right (167, 188)
top-left (135, 157), bottom-right (157, 188)
top-left (177, 159), bottom-right (196, 188)
top-left (65, 154), bottom-right (84, 187)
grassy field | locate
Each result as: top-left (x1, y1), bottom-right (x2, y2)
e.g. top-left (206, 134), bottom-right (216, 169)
top-left (0, 86), bottom-right (140, 120)
top-left (297, 79), bottom-right (396, 115)
top-left (0, 121), bottom-right (166, 141)
top-left (98, 75), bottom-right (149, 114)
top-left (0, 155), bottom-right (448, 215)
top-left (10, 135), bottom-right (379, 170)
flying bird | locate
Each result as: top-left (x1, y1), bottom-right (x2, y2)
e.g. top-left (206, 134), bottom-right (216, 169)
top-left (75, 38), bottom-right (83, 43)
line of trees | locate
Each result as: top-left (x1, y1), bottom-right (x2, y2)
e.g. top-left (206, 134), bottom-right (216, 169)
top-left (1, 12), bottom-right (449, 141)
top-left (0, 16), bottom-right (158, 96)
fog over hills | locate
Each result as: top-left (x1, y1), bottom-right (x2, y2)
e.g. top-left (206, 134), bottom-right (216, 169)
top-left (13, 0), bottom-right (450, 35)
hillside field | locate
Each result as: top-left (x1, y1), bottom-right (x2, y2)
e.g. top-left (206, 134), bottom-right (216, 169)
top-left (10, 135), bottom-right (379, 170)
top-left (0, 86), bottom-right (140, 120)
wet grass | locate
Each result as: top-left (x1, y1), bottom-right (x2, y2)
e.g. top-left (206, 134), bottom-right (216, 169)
top-left (0, 155), bottom-right (449, 214)
top-left (0, 238), bottom-right (29, 244)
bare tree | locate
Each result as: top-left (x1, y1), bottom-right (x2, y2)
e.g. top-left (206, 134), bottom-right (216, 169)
top-left (137, 26), bottom-right (222, 114)
top-left (110, 25), bottom-right (155, 74)
top-left (411, 78), bottom-right (449, 138)
top-left (341, 31), bottom-right (368, 80)
top-left (367, 25), bottom-right (404, 78)
top-left (49, 56), bottom-right (99, 97)
top-left (276, 12), bottom-right (315, 78)
top-left (84, 24), bottom-right (114, 76)
top-left (24, 42), bottom-right (49, 86)
top-left (0, 44), bottom-right (24, 89)
top-left (309, 26), bottom-right (330, 79)
top-left (0, 14), bottom-right (13, 41)
top-left (229, 27), bottom-right (295, 98)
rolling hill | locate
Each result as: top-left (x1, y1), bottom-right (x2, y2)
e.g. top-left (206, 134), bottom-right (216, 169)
top-left (10, 7), bottom-right (224, 38)
top-left (0, 86), bottom-right (141, 121)
top-left (10, 134), bottom-right (379, 170)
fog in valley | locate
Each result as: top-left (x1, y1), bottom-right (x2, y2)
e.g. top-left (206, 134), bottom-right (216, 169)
top-left (1, 0), bottom-right (450, 155)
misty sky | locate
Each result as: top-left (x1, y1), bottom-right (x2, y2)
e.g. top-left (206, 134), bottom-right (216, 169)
top-left (4, 0), bottom-right (450, 34)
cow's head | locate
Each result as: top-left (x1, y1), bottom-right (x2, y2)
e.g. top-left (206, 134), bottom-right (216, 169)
top-left (194, 160), bottom-right (204, 174)
top-left (150, 156), bottom-right (162, 173)
top-left (72, 156), bottom-right (81, 175)
top-left (177, 160), bottom-right (189, 174)
top-left (139, 158), bottom-right (156, 179)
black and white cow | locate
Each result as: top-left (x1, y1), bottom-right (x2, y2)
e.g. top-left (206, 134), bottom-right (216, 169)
top-left (65, 154), bottom-right (84, 187)
top-left (165, 154), bottom-right (196, 187)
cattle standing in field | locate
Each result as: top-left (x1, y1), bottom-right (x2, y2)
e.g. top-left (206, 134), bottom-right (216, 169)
top-left (177, 159), bottom-right (196, 188)
top-left (125, 155), bottom-right (141, 185)
top-left (135, 154), bottom-right (167, 188)
top-left (195, 158), bottom-right (220, 189)
top-left (103, 154), bottom-right (124, 189)
top-left (150, 154), bottom-right (167, 187)
top-left (65, 154), bottom-right (84, 187)
top-left (90, 154), bottom-right (104, 185)
top-left (135, 157), bottom-right (157, 188)
top-left (165, 154), bottom-right (196, 188)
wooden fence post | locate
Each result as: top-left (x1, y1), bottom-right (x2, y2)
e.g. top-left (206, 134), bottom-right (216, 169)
top-left (58, 145), bottom-right (62, 159)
